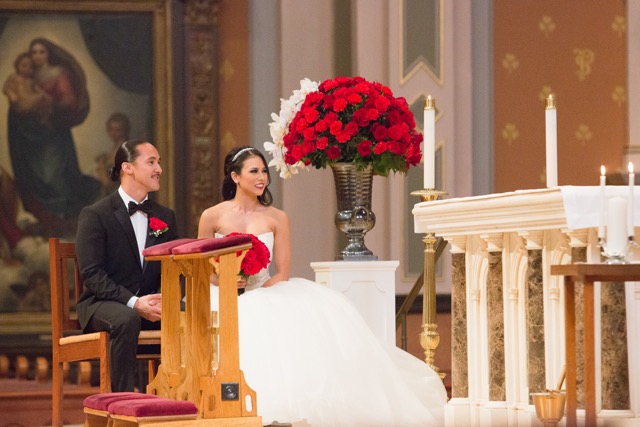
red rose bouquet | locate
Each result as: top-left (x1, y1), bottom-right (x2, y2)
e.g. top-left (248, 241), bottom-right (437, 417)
top-left (148, 217), bottom-right (169, 237)
top-left (264, 76), bottom-right (423, 178)
top-left (226, 232), bottom-right (271, 278)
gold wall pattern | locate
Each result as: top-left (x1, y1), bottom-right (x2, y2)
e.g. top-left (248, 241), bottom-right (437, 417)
top-left (494, 1), bottom-right (627, 192)
top-left (539, 16), bottom-right (556, 38)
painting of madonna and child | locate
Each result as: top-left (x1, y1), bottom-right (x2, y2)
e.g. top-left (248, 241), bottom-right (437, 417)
top-left (0, 12), bottom-right (156, 318)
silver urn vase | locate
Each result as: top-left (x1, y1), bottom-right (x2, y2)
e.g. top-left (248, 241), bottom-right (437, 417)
top-left (330, 162), bottom-right (377, 261)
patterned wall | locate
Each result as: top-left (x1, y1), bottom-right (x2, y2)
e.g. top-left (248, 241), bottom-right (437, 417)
top-left (494, 1), bottom-right (627, 192)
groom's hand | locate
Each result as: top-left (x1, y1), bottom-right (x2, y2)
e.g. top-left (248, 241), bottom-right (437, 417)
top-left (134, 293), bottom-right (162, 322)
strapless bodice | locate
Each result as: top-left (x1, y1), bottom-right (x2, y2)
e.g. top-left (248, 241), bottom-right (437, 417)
top-left (215, 232), bottom-right (273, 290)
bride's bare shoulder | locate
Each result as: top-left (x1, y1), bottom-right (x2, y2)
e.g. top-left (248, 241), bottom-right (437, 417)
top-left (265, 205), bottom-right (288, 220)
top-left (198, 202), bottom-right (232, 234)
top-left (201, 201), bottom-right (232, 217)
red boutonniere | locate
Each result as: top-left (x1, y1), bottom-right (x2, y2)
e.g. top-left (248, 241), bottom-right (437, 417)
top-left (226, 232), bottom-right (271, 278)
top-left (149, 217), bottom-right (169, 237)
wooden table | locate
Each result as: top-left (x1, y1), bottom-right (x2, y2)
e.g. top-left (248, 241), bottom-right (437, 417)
top-left (550, 263), bottom-right (639, 427)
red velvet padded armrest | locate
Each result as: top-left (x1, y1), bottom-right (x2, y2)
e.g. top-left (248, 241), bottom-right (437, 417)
top-left (171, 235), bottom-right (252, 255)
top-left (142, 238), bottom-right (198, 257)
top-left (107, 397), bottom-right (198, 417)
top-left (83, 392), bottom-right (159, 411)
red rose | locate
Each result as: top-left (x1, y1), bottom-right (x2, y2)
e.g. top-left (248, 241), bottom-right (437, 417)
top-left (388, 124), bottom-right (404, 141)
top-left (316, 136), bottom-right (329, 149)
top-left (303, 127), bottom-right (317, 141)
top-left (343, 122), bottom-right (358, 136)
top-left (148, 217), bottom-right (169, 237)
top-left (225, 232), bottom-right (271, 277)
top-left (329, 121), bottom-right (343, 135)
top-left (386, 110), bottom-right (402, 125)
top-left (348, 93), bottom-right (363, 104)
top-left (373, 142), bottom-right (387, 155)
top-left (333, 98), bottom-right (348, 112)
top-left (315, 120), bottom-right (328, 132)
top-left (374, 97), bottom-right (390, 112)
top-left (358, 140), bottom-right (372, 157)
top-left (294, 117), bottom-right (308, 133)
top-left (326, 145), bottom-right (341, 159)
top-left (353, 108), bottom-right (371, 127)
top-left (372, 124), bottom-right (388, 141)
top-left (303, 107), bottom-right (319, 123)
top-left (336, 132), bottom-right (351, 143)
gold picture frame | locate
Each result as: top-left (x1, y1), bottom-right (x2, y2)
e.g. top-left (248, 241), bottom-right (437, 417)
top-left (0, 0), bottom-right (173, 337)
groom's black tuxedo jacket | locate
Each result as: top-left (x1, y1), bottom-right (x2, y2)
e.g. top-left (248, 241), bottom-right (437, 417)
top-left (75, 191), bottom-right (178, 330)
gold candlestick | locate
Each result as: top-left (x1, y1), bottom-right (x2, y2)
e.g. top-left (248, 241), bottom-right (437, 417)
top-left (411, 188), bottom-right (447, 379)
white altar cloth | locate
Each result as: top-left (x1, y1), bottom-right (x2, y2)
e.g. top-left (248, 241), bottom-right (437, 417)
top-left (560, 185), bottom-right (640, 230)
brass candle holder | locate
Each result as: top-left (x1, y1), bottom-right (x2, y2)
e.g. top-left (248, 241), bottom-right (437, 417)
top-left (411, 188), bottom-right (447, 379)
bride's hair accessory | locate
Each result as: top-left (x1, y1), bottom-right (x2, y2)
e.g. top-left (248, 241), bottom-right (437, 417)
top-left (232, 147), bottom-right (256, 162)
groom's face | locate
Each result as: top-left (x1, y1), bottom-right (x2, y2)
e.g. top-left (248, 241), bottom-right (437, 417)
top-left (124, 143), bottom-right (162, 194)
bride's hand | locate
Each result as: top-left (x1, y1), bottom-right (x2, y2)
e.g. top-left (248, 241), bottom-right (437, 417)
top-left (237, 277), bottom-right (247, 289)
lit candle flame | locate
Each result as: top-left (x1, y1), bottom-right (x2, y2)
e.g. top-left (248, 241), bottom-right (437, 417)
top-left (601, 165), bottom-right (606, 176)
top-left (629, 162), bottom-right (634, 174)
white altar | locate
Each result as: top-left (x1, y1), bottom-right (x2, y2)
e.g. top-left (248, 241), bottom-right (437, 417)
top-left (413, 187), bottom-right (640, 427)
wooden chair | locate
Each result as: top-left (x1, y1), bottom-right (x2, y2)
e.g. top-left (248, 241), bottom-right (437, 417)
top-left (49, 237), bottom-right (161, 427)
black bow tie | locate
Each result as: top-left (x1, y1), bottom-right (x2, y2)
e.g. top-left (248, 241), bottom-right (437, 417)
top-left (128, 200), bottom-right (152, 216)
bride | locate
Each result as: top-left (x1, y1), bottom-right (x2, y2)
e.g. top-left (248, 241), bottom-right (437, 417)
top-left (198, 146), bottom-right (447, 427)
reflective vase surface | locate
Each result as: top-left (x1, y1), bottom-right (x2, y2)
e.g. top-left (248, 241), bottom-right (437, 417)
top-left (330, 162), bottom-right (377, 261)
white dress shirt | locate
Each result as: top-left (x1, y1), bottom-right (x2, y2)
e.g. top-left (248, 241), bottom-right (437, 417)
top-left (118, 186), bottom-right (149, 308)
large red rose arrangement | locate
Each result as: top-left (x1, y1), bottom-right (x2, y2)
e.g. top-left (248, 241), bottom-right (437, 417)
top-left (226, 232), bottom-right (270, 278)
top-left (264, 76), bottom-right (423, 178)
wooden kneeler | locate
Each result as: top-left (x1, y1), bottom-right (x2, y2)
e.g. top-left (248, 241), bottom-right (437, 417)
top-left (83, 392), bottom-right (161, 427)
top-left (107, 397), bottom-right (198, 426)
top-left (142, 236), bottom-right (261, 426)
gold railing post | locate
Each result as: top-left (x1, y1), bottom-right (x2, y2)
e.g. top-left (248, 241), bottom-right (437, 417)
top-left (412, 189), bottom-right (447, 380)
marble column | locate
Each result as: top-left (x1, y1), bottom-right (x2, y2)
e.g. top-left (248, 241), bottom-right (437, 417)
top-left (601, 283), bottom-right (630, 409)
top-left (482, 233), bottom-right (506, 402)
top-left (521, 231), bottom-right (545, 401)
top-left (571, 242), bottom-right (586, 407)
top-left (448, 236), bottom-right (468, 398)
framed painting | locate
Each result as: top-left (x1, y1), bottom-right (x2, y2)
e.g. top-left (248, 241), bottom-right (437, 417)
top-left (0, 0), bottom-right (173, 337)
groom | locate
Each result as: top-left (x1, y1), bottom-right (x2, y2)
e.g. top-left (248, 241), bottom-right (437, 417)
top-left (75, 140), bottom-right (178, 392)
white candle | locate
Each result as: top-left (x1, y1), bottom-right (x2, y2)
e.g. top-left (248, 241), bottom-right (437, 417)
top-left (423, 96), bottom-right (436, 189)
top-left (545, 95), bottom-right (558, 187)
top-left (629, 162), bottom-right (635, 238)
top-left (607, 196), bottom-right (628, 255)
top-left (599, 165), bottom-right (606, 239)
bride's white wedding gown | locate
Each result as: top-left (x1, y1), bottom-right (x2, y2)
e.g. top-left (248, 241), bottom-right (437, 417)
top-left (211, 232), bottom-right (447, 427)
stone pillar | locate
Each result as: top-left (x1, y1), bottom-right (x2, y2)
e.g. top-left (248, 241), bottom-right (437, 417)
top-left (601, 284), bottom-right (630, 409)
top-left (567, 231), bottom-right (587, 407)
top-left (482, 233), bottom-right (506, 402)
top-left (520, 231), bottom-right (545, 401)
top-left (447, 235), bottom-right (468, 398)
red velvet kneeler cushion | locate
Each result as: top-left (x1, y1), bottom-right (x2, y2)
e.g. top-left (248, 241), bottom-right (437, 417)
top-left (170, 235), bottom-right (252, 255)
top-left (83, 392), bottom-right (159, 411)
top-left (107, 397), bottom-right (198, 417)
top-left (142, 238), bottom-right (198, 257)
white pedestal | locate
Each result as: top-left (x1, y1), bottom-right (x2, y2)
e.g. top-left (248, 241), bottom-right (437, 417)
top-left (310, 260), bottom-right (399, 346)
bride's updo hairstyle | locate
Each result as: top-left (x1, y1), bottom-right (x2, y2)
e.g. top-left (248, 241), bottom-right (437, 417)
top-left (109, 139), bottom-right (149, 181)
top-left (223, 146), bottom-right (273, 206)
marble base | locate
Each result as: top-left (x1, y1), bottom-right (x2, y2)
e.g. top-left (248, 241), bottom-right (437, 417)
top-left (310, 260), bottom-right (399, 346)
